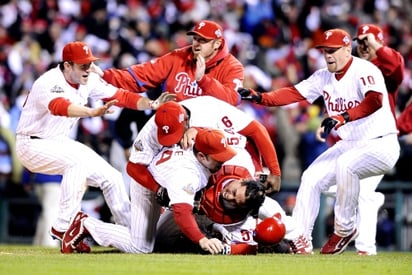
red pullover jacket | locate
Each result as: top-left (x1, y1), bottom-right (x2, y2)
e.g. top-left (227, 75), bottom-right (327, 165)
top-left (102, 42), bottom-right (243, 106)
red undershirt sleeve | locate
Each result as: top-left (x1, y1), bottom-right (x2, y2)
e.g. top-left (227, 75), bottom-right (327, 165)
top-left (238, 121), bottom-right (281, 176)
top-left (172, 203), bottom-right (205, 243)
top-left (48, 97), bottom-right (71, 116)
top-left (103, 89), bottom-right (142, 110)
top-left (126, 161), bottom-right (160, 193)
top-left (346, 91), bottom-right (382, 121)
top-left (261, 87), bottom-right (307, 106)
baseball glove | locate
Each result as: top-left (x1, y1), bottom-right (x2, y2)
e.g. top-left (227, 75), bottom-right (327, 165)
top-left (150, 92), bottom-right (177, 110)
top-left (155, 187), bottom-right (170, 207)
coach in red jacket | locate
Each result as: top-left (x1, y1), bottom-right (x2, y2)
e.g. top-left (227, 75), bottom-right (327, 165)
top-left (95, 20), bottom-right (244, 106)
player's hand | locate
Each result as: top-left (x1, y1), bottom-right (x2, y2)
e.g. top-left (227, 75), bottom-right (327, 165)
top-left (259, 173), bottom-right (281, 194)
top-left (194, 54), bottom-right (206, 81)
top-left (237, 88), bottom-right (262, 103)
top-left (155, 187), bottom-right (170, 207)
top-left (212, 223), bottom-right (233, 245)
top-left (89, 62), bottom-right (104, 77)
top-left (150, 92), bottom-right (177, 110)
top-left (198, 237), bottom-right (225, 254)
top-left (321, 112), bottom-right (349, 134)
top-left (357, 33), bottom-right (382, 51)
top-left (316, 125), bottom-right (327, 143)
top-left (180, 127), bottom-right (198, 150)
top-left (91, 99), bottom-right (118, 116)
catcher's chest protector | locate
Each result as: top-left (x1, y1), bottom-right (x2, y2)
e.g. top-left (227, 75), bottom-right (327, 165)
top-left (200, 165), bottom-right (252, 224)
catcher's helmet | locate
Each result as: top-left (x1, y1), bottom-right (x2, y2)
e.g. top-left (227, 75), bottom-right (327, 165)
top-left (253, 213), bottom-right (286, 245)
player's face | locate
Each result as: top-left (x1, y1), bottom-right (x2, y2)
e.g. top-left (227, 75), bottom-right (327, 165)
top-left (321, 46), bottom-right (351, 73)
top-left (198, 153), bottom-right (224, 173)
top-left (65, 62), bottom-right (93, 85)
top-left (191, 35), bottom-right (222, 61)
top-left (219, 180), bottom-right (247, 210)
top-left (355, 38), bottom-right (377, 61)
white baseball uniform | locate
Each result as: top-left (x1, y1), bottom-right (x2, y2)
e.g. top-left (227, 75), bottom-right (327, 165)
top-left (15, 66), bottom-right (131, 232)
top-left (292, 56), bottom-right (400, 239)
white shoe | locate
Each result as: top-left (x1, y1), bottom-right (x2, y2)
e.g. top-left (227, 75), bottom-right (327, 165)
top-left (357, 250), bottom-right (377, 256)
top-left (288, 235), bottom-right (314, 254)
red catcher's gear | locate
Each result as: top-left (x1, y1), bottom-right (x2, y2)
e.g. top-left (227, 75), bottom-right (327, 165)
top-left (200, 165), bottom-right (253, 224)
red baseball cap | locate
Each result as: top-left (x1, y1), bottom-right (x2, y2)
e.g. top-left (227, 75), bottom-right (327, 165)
top-left (186, 20), bottom-right (223, 40)
top-left (62, 41), bottom-right (99, 64)
top-left (155, 101), bottom-right (187, 146)
top-left (316, 29), bottom-right (352, 48)
top-left (194, 128), bottom-right (236, 163)
top-left (354, 24), bottom-right (384, 43)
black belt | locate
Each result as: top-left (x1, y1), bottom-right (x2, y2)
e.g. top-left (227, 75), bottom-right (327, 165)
top-left (30, 136), bottom-right (40, 139)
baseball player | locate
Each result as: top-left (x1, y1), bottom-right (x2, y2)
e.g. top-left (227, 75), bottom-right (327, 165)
top-left (322, 24), bottom-right (405, 255)
top-left (238, 28), bottom-right (400, 255)
top-left (148, 128), bottom-right (261, 254)
top-left (14, 41), bottom-right (174, 253)
top-left (155, 164), bottom-right (294, 255)
top-left (91, 20), bottom-right (244, 106)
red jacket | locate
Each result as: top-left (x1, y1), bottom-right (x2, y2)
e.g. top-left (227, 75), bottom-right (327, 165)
top-left (372, 46), bottom-right (405, 118)
top-left (102, 43), bottom-right (243, 106)
top-left (397, 101), bottom-right (412, 135)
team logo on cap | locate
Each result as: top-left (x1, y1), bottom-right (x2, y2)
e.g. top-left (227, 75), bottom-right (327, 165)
top-left (361, 25), bottom-right (383, 41)
top-left (162, 126), bottom-right (170, 134)
top-left (325, 31), bottom-right (333, 40)
top-left (83, 45), bottom-right (90, 56)
top-left (214, 29), bottom-right (222, 38)
top-left (197, 22), bottom-right (206, 30)
top-left (178, 113), bottom-right (185, 123)
top-left (361, 25), bottom-right (370, 34)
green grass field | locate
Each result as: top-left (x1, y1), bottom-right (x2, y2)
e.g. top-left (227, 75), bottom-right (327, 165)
top-left (0, 245), bottom-right (411, 275)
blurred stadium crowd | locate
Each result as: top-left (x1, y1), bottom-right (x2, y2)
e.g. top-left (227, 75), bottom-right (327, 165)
top-left (0, 0), bottom-right (411, 246)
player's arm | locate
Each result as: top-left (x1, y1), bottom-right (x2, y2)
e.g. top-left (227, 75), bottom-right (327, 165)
top-left (238, 86), bottom-right (307, 106)
top-left (197, 59), bottom-right (243, 106)
top-left (238, 120), bottom-right (281, 193)
top-left (103, 89), bottom-right (176, 110)
top-left (126, 161), bottom-right (161, 193)
top-left (172, 203), bottom-right (224, 254)
top-left (102, 52), bottom-right (175, 92)
top-left (48, 97), bottom-right (118, 117)
top-left (375, 47), bottom-right (405, 88)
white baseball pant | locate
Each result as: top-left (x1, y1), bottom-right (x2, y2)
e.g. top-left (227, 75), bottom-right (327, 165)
top-left (15, 135), bottom-right (131, 231)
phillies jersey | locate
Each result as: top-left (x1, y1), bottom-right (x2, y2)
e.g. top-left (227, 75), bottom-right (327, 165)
top-left (102, 45), bottom-right (243, 106)
top-left (16, 66), bottom-right (118, 138)
top-left (148, 145), bottom-right (211, 206)
top-left (294, 57), bottom-right (397, 140)
top-left (130, 96), bottom-right (254, 167)
top-left (181, 96), bottom-right (252, 150)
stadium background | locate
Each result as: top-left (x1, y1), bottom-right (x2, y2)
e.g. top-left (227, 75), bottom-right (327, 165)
top-left (0, 0), bottom-right (411, 251)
